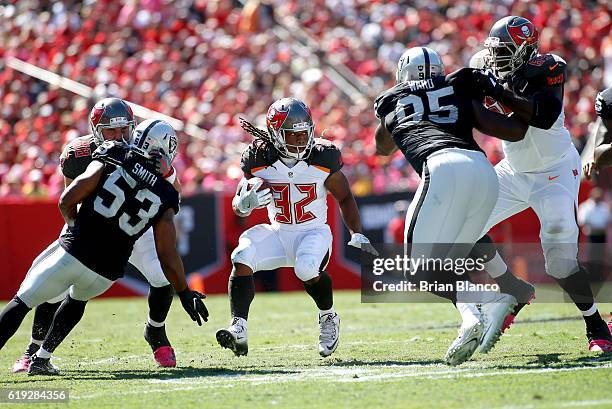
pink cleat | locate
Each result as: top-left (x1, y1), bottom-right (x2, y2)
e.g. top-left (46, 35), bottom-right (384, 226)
top-left (588, 339), bottom-right (612, 352)
top-left (501, 294), bottom-right (535, 333)
top-left (12, 356), bottom-right (31, 373)
top-left (153, 346), bottom-right (176, 367)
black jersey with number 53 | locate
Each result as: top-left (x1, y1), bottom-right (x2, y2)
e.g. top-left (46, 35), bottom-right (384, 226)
top-left (59, 142), bottom-right (180, 281)
top-left (374, 68), bottom-right (483, 175)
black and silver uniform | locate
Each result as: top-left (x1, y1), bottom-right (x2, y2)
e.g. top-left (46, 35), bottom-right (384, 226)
top-left (59, 142), bottom-right (180, 280)
top-left (374, 68), bottom-right (483, 175)
top-left (596, 86), bottom-right (612, 120)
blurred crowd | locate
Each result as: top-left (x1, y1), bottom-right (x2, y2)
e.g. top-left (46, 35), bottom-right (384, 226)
top-left (0, 0), bottom-right (610, 199)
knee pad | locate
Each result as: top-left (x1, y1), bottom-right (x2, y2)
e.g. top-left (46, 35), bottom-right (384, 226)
top-left (542, 243), bottom-right (579, 279)
top-left (294, 256), bottom-right (320, 282)
top-left (231, 241), bottom-right (257, 271)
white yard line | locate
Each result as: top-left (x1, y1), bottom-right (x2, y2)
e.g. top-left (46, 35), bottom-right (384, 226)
top-left (72, 363), bottom-right (612, 400)
top-left (495, 399), bottom-right (612, 409)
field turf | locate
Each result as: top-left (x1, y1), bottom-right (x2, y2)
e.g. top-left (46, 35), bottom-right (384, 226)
top-left (0, 291), bottom-right (611, 409)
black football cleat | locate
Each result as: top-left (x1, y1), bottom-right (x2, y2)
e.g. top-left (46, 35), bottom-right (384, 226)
top-left (27, 355), bottom-right (59, 376)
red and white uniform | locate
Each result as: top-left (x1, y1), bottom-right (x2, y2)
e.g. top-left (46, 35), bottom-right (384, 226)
top-left (231, 139), bottom-right (343, 281)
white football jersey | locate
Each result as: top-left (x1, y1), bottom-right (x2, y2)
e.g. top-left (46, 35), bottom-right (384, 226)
top-left (497, 53), bottom-right (574, 172)
top-left (241, 138), bottom-right (343, 230)
top-left (502, 110), bottom-right (573, 172)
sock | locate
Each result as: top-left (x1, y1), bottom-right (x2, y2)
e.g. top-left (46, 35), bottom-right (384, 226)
top-left (41, 296), bottom-right (87, 354)
top-left (147, 284), bottom-right (174, 324)
top-left (36, 347), bottom-right (52, 359)
top-left (147, 318), bottom-right (165, 328)
top-left (303, 271), bottom-right (333, 310)
top-left (229, 275), bottom-right (255, 320)
top-left (554, 268), bottom-right (597, 312)
top-left (483, 251), bottom-right (508, 278)
top-left (319, 307), bottom-right (335, 315)
top-left (31, 301), bottom-right (61, 341)
top-left (0, 297), bottom-right (32, 351)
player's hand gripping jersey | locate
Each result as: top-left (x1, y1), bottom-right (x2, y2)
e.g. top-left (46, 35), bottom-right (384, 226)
top-left (240, 138), bottom-right (343, 229)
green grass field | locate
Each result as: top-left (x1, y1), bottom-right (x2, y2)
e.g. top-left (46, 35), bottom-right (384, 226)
top-left (1, 291), bottom-right (611, 409)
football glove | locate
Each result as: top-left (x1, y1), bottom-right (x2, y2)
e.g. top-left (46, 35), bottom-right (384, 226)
top-left (177, 289), bottom-right (209, 326)
top-left (507, 73), bottom-right (530, 96)
top-left (234, 178), bottom-right (272, 215)
top-left (348, 233), bottom-right (379, 256)
top-left (473, 69), bottom-right (504, 99)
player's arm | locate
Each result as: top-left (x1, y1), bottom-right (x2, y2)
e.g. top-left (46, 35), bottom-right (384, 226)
top-left (473, 68), bottom-right (562, 129)
top-left (153, 208), bottom-right (209, 325)
top-left (494, 86), bottom-right (562, 130)
top-left (375, 121), bottom-right (398, 156)
top-left (325, 170), bottom-right (362, 235)
top-left (594, 117), bottom-right (612, 169)
top-left (58, 161), bottom-right (105, 227)
top-left (325, 170), bottom-right (378, 255)
top-left (64, 177), bottom-right (74, 188)
top-left (471, 100), bottom-right (527, 141)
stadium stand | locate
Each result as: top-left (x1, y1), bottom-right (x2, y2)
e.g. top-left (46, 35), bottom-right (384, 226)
top-left (0, 0), bottom-right (610, 198)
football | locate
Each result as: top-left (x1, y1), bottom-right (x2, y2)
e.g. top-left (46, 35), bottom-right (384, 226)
top-left (247, 177), bottom-right (271, 192)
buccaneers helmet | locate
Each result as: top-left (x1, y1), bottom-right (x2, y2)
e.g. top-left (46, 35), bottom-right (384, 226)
top-left (130, 119), bottom-right (178, 175)
top-left (89, 98), bottom-right (136, 145)
top-left (396, 47), bottom-right (445, 84)
top-left (484, 16), bottom-right (539, 79)
top-left (266, 98), bottom-right (315, 160)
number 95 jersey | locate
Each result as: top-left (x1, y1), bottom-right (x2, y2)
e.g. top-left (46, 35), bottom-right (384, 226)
top-left (240, 138), bottom-right (343, 230)
top-left (59, 143), bottom-right (180, 281)
top-left (374, 68), bottom-right (484, 175)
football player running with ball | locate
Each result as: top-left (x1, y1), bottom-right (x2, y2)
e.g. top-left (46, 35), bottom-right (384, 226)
top-left (0, 120), bottom-right (208, 375)
top-left (375, 46), bottom-right (529, 365)
top-left (216, 97), bottom-right (377, 358)
top-left (11, 99), bottom-right (184, 372)
top-left (470, 16), bottom-right (612, 352)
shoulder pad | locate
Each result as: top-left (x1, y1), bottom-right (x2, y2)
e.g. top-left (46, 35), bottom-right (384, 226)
top-left (59, 135), bottom-right (97, 179)
top-left (92, 141), bottom-right (128, 166)
top-left (307, 139), bottom-right (343, 174)
top-left (374, 86), bottom-right (399, 120)
top-left (240, 140), bottom-right (278, 175)
top-left (596, 87), bottom-right (612, 120)
top-left (522, 53), bottom-right (565, 86)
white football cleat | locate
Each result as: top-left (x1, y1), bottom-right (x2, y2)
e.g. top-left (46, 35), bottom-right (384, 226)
top-left (216, 317), bottom-right (248, 356)
top-left (444, 303), bottom-right (484, 366)
top-left (478, 293), bottom-right (518, 353)
top-left (318, 312), bottom-right (340, 357)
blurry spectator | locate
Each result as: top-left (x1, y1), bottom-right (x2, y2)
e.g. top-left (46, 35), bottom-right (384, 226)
top-left (0, 171), bottom-right (23, 198)
top-left (21, 169), bottom-right (48, 199)
top-left (386, 200), bottom-right (409, 245)
top-left (578, 187), bottom-right (610, 244)
top-left (0, 0), bottom-right (609, 198)
top-left (578, 187), bottom-right (610, 280)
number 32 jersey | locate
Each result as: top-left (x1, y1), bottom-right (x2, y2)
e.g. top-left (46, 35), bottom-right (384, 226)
top-left (374, 68), bottom-right (483, 175)
top-left (240, 139), bottom-right (343, 230)
top-left (59, 143), bottom-right (180, 280)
